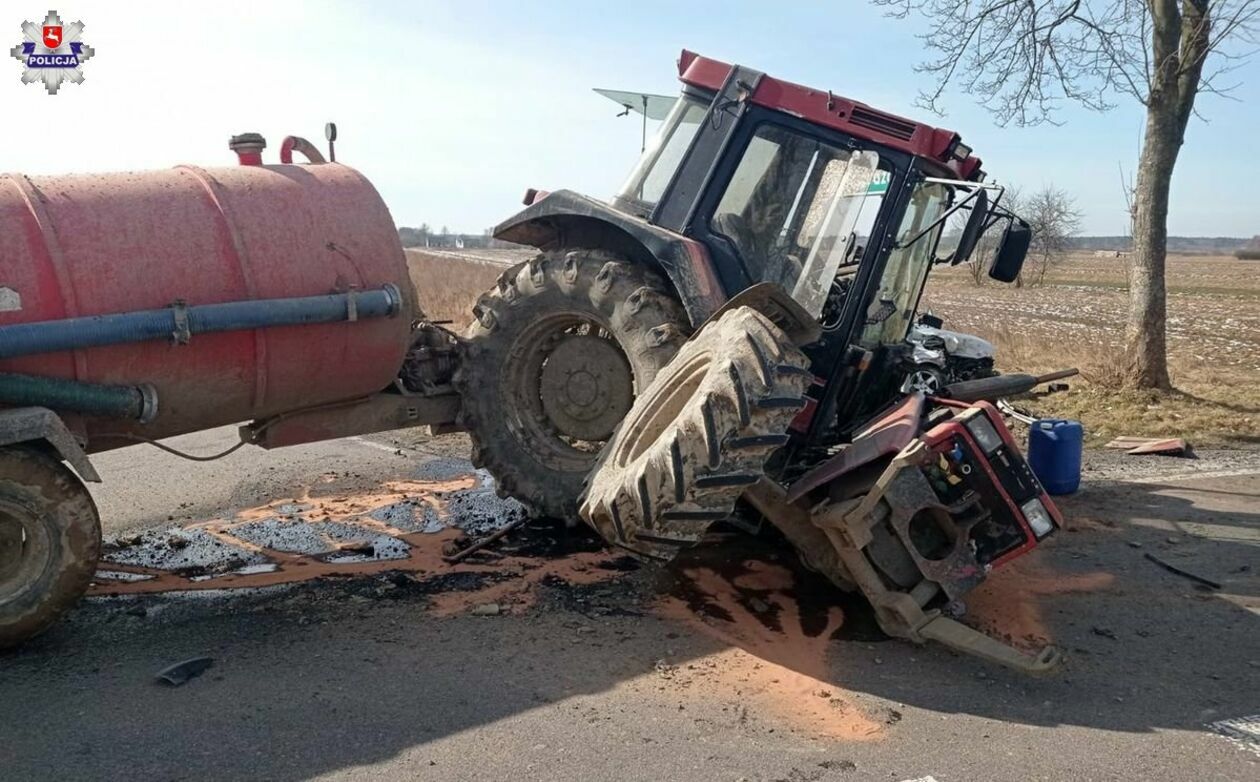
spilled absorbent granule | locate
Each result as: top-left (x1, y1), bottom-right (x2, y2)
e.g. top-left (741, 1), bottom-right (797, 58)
top-left (90, 472), bottom-right (627, 613)
top-left (655, 557), bottom-right (888, 741)
top-left (962, 549), bottom-right (1114, 650)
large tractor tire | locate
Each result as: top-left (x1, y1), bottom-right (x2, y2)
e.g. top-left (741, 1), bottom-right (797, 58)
top-left (456, 250), bottom-right (690, 520)
top-left (0, 448), bottom-right (101, 649)
top-left (580, 307), bottom-right (811, 560)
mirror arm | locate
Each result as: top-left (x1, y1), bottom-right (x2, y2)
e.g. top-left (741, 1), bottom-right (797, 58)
top-left (895, 185), bottom-right (984, 250)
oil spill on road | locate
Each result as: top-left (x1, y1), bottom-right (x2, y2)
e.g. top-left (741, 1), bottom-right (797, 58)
top-left (89, 466), bottom-right (630, 613)
top-left (652, 539), bottom-right (894, 741)
top-left (962, 549), bottom-right (1114, 650)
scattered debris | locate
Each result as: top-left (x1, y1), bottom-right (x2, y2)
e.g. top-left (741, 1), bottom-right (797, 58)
top-left (1209, 714), bottom-right (1260, 759)
top-left (155, 656), bottom-right (214, 686)
top-left (338, 540), bottom-right (376, 555)
top-left (1104, 436), bottom-right (1191, 456)
top-left (470, 602), bottom-right (502, 616)
top-left (996, 399), bottom-right (1036, 425)
top-left (443, 515), bottom-right (530, 564)
top-left (1144, 553), bottom-right (1221, 590)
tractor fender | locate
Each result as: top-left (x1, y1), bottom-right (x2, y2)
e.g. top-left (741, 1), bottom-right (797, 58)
top-left (696, 282), bottom-right (822, 347)
top-left (0, 407), bottom-right (100, 483)
top-left (493, 190), bottom-right (726, 326)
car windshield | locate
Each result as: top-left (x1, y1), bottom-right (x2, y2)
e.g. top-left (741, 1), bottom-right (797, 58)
top-left (615, 95), bottom-right (707, 214)
top-left (859, 181), bottom-right (949, 347)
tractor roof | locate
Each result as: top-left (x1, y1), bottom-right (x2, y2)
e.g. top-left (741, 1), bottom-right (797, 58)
top-left (678, 50), bottom-right (983, 181)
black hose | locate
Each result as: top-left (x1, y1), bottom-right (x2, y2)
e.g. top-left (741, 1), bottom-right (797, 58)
top-left (0, 372), bottom-right (157, 421)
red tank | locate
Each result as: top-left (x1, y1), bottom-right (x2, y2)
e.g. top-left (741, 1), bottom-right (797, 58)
top-left (0, 159), bottom-right (416, 449)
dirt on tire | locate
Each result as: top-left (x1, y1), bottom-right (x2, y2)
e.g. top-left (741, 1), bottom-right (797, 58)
top-left (0, 448), bottom-right (101, 649)
top-left (456, 250), bottom-right (690, 521)
top-left (580, 306), bottom-right (811, 559)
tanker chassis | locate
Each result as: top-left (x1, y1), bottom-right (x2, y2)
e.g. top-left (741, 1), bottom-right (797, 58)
top-left (1, 53), bottom-right (1066, 673)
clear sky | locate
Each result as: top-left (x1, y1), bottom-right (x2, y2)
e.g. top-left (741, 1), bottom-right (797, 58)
top-left (3, 1), bottom-right (1257, 236)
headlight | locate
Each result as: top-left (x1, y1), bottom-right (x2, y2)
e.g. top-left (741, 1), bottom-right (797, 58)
top-left (1021, 497), bottom-right (1055, 538)
top-left (965, 414), bottom-right (1003, 454)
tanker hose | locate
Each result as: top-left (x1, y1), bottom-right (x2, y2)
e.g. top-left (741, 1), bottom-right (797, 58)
top-left (0, 373), bottom-right (158, 422)
top-left (0, 285), bottom-right (402, 360)
top-left (279, 136), bottom-right (327, 164)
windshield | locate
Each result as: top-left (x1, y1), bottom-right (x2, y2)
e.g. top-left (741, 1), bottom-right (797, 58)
top-left (859, 181), bottom-right (949, 347)
top-left (615, 95), bottom-right (707, 214)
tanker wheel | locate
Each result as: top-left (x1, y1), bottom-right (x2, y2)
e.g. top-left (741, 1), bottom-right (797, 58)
top-left (0, 447), bottom-right (101, 649)
top-left (580, 306), bottom-right (812, 560)
top-left (456, 250), bottom-right (690, 520)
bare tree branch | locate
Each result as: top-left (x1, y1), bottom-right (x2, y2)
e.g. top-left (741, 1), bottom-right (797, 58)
top-left (872, 0), bottom-right (1257, 124)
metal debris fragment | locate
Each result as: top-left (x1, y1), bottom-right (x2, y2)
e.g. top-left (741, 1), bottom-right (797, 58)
top-left (443, 516), bottom-right (529, 564)
top-left (1144, 553), bottom-right (1221, 590)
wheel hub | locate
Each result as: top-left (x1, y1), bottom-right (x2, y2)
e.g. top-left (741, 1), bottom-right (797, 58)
top-left (539, 335), bottom-right (633, 441)
top-left (0, 516), bottom-right (24, 584)
top-left (908, 368), bottom-right (942, 393)
top-left (0, 502), bottom-right (48, 605)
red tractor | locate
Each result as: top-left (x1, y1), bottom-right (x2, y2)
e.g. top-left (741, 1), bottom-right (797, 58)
top-left (457, 51), bottom-right (1063, 671)
top-left (1, 52), bottom-right (1066, 670)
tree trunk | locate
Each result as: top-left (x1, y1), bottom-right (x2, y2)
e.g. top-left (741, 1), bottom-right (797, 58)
top-left (1124, 105), bottom-right (1179, 391)
top-left (1123, 0), bottom-right (1210, 391)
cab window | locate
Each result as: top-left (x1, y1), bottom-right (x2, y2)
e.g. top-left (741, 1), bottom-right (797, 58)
top-left (710, 124), bottom-right (885, 315)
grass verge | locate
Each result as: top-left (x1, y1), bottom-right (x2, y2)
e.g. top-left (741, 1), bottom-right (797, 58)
top-left (984, 326), bottom-right (1260, 448)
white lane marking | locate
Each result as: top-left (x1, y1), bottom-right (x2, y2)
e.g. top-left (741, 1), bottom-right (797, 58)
top-left (349, 436), bottom-right (405, 454)
top-left (1209, 714), bottom-right (1260, 758)
top-left (898, 777), bottom-right (941, 782)
top-left (1126, 467), bottom-right (1260, 485)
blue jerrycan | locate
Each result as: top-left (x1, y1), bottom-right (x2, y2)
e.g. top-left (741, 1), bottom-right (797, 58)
top-left (1027, 418), bottom-right (1084, 495)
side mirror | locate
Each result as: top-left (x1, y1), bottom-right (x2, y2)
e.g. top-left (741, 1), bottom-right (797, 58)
top-left (988, 217), bottom-right (1031, 282)
top-left (946, 187), bottom-right (989, 266)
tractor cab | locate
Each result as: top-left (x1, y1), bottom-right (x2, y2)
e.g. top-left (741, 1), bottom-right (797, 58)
top-left (606, 51), bottom-right (1031, 441)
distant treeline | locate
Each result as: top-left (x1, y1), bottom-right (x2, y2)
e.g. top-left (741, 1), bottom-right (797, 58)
top-left (397, 226), bottom-right (521, 250)
top-left (1069, 235), bottom-right (1258, 253)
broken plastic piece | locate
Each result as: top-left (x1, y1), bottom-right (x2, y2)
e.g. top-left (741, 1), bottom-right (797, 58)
top-left (156, 656), bottom-right (214, 686)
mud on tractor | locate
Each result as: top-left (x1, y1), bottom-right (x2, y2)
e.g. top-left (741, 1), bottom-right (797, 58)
top-left (1, 52), bottom-right (1066, 671)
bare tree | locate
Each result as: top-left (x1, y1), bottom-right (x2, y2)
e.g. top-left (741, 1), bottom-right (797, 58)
top-left (874, 0), bottom-right (1258, 389)
top-left (1023, 186), bottom-right (1084, 286)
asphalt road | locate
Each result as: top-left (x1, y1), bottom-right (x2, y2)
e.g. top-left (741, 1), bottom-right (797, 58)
top-left (1, 431), bottom-right (1257, 781)
top-left (86, 427), bottom-right (471, 536)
